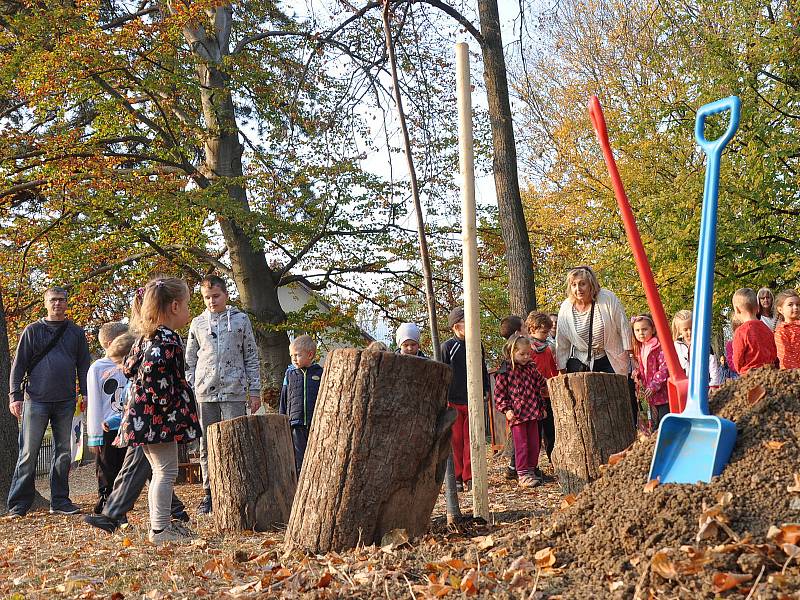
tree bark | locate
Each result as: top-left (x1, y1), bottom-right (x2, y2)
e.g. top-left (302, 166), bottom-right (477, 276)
top-left (284, 349), bottom-right (455, 553)
top-left (0, 289), bottom-right (19, 506)
top-left (476, 0), bottom-right (537, 316)
top-left (207, 414), bottom-right (296, 531)
top-left (172, 5), bottom-right (291, 406)
top-left (548, 372), bottom-right (635, 494)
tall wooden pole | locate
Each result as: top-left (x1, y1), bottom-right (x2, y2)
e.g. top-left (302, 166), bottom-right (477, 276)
top-left (456, 42), bottom-right (489, 521)
top-left (382, 2), bottom-right (461, 523)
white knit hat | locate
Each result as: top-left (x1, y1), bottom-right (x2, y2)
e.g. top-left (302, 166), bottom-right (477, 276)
top-left (395, 322), bottom-right (421, 347)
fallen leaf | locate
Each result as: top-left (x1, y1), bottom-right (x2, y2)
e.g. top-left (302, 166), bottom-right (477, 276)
top-left (316, 573), bottom-right (333, 589)
top-left (712, 572), bottom-right (752, 593)
top-left (644, 478), bottom-right (660, 493)
top-left (608, 450), bottom-right (627, 466)
top-left (651, 550), bottom-right (678, 580)
top-left (716, 492), bottom-right (733, 506)
top-left (121, 537), bottom-right (132, 548)
top-left (534, 547), bottom-right (556, 569)
top-left (764, 441), bottom-right (786, 450)
top-left (609, 580), bottom-right (624, 592)
top-left (459, 568), bottom-right (478, 595)
top-left (380, 528), bottom-right (410, 549)
top-left (768, 524), bottom-right (800, 545)
top-left (228, 580), bottom-right (259, 596)
top-left (560, 495), bottom-right (577, 509)
top-left (787, 474), bottom-right (800, 494)
top-left (781, 543), bottom-right (800, 559)
top-left (489, 547), bottom-right (509, 559)
top-left (445, 559), bottom-right (468, 571)
top-left (110, 594), bottom-right (124, 600)
top-left (474, 535), bottom-right (495, 550)
top-left (747, 384), bottom-right (766, 405)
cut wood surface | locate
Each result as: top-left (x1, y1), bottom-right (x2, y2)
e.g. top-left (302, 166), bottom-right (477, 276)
top-left (207, 414), bottom-right (296, 532)
top-left (548, 372), bottom-right (635, 494)
top-left (284, 348), bottom-right (454, 553)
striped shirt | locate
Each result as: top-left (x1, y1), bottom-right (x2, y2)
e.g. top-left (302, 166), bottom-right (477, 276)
top-left (572, 305), bottom-right (606, 358)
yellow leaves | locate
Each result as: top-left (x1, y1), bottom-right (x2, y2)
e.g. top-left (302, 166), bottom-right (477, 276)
top-left (644, 477), bottom-right (660, 493)
top-left (711, 572), bottom-right (752, 593)
top-left (764, 440), bottom-right (786, 450)
top-left (121, 537), bottom-right (132, 548)
top-left (561, 494), bottom-right (577, 509)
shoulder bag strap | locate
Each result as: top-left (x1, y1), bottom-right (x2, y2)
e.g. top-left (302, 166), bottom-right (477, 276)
top-left (587, 302), bottom-right (595, 368)
top-left (26, 322), bottom-right (69, 378)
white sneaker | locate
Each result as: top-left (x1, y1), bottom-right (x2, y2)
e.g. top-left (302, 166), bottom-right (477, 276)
top-left (148, 522), bottom-right (196, 545)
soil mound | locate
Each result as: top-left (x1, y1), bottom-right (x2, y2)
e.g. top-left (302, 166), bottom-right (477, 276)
top-left (527, 367), bottom-right (800, 598)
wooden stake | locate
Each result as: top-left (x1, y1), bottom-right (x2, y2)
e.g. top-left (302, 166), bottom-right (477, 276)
top-left (456, 42), bottom-right (489, 521)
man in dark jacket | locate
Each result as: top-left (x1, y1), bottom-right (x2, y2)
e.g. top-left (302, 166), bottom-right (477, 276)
top-left (441, 307), bottom-right (489, 492)
top-left (7, 287), bottom-right (91, 517)
top-left (279, 335), bottom-right (324, 476)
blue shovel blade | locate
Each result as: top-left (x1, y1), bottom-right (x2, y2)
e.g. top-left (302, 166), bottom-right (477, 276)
top-left (648, 413), bottom-right (737, 484)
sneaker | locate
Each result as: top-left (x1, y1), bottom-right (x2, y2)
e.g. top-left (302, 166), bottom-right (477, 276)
top-left (197, 494), bottom-right (212, 515)
top-left (149, 522), bottom-right (195, 545)
top-left (6, 508), bottom-right (25, 519)
top-left (504, 467), bottom-right (518, 480)
top-left (84, 513), bottom-right (120, 534)
top-left (50, 502), bottom-right (81, 515)
top-left (172, 509), bottom-right (190, 523)
top-left (456, 480), bottom-right (464, 493)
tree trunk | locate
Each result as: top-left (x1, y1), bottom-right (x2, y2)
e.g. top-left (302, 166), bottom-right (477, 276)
top-left (0, 289), bottom-right (19, 506)
top-left (548, 372), bottom-right (635, 494)
top-left (171, 5), bottom-right (291, 407)
top-left (207, 414), bottom-right (296, 531)
top-left (476, 0), bottom-right (537, 316)
top-left (285, 349), bottom-right (455, 553)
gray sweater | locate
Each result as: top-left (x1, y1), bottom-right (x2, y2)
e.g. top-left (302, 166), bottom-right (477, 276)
top-left (9, 319), bottom-right (91, 404)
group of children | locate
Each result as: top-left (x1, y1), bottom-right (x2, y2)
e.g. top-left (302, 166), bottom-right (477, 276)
top-left (84, 275), bottom-right (322, 544)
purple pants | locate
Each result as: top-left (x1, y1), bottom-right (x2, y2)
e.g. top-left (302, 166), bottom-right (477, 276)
top-left (512, 419), bottom-right (541, 476)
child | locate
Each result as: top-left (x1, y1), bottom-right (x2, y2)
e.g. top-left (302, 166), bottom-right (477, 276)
top-left (121, 277), bottom-right (201, 544)
top-left (279, 335), bottom-right (324, 476)
top-left (395, 323), bottom-right (426, 357)
top-left (547, 313), bottom-right (559, 352)
top-left (757, 287), bottom-right (777, 331)
top-left (442, 307), bottom-right (490, 492)
top-left (186, 275), bottom-right (261, 515)
top-left (494, 335), bottom-right (548, 488)
top-left (86, 322), bottom-right (131, 514)
top-left (630, 315), bottom-right (669, 433)
top-left (774, 289), bottom-right (800, 369)
top-left (731, 288), bottom-right (778, 375)
top-left (671, 310), bottom-right (722, 386)
top-left (498, 315), bottom-right (525, 481)
top-left (525, 312), bottom-right (558, 467)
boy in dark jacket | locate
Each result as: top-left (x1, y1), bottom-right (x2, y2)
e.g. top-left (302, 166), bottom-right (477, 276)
top-left (441, 307), bottom-right (489, 492)
top-left (279, 335), bottom-right (324, 475)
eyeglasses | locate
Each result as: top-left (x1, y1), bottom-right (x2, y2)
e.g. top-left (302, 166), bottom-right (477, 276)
top-left (47, 297), bottom-right (67, 304)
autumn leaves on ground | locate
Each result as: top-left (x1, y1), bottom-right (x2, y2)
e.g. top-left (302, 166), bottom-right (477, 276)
top-left (2, 368), bottom-right (799, 599)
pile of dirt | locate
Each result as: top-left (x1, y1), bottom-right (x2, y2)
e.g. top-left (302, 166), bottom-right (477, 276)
top-left (519, 367), bottom-right (800, 598)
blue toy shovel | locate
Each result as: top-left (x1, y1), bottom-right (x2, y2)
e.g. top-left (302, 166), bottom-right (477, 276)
top-left (648, 96), bottom-right (741, 484)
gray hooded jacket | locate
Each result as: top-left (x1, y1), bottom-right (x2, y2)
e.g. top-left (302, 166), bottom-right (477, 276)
top-left (185, 307), bottom-right (261, 402)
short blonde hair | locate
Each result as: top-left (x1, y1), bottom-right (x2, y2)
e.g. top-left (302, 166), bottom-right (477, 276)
top-left (565, 266), bottom-right (600, 303)
top-left (733, 288), bottom-right (758, 313)
top-left (291, 334), bottom-right (317, 354)
top-left (99, 322), bottom-right (129, 349)
top-left (106, 332), bottom-right (136, 364)
top-left (671, 310), bottom-right (693, 340)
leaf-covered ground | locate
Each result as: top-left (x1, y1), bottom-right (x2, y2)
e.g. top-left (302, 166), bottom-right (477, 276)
top-left (0, 452), bottom-right (564, 599)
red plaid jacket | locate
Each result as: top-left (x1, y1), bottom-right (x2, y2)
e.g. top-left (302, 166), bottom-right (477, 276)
top-left (494, 361), bottom-right (547, 425)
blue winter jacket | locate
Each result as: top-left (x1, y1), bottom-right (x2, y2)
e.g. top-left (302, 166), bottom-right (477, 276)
top-left (279, 363), bottom-right (324, 428)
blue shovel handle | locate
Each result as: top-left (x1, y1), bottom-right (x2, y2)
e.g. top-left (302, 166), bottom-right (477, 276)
top-left (685, 96), bottom-right (741, 417)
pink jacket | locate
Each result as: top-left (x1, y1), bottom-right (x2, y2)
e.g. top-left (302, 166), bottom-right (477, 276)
top-left (635, 337), bottom-right (669, 407)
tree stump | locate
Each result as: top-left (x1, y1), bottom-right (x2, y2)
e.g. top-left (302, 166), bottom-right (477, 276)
top-left (284, 349), bottom-right (454, 553)
top-left (548, 372), bottom-right (635, 494)
top-left (207, 414), bottom-right (296, 532)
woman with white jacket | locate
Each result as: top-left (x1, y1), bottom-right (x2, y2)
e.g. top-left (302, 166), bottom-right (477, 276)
top-left (555, 266), bottom-right (632, 375)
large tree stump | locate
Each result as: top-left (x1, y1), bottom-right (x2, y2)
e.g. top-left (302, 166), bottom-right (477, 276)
top-left (207, 414), bottom-right (296, 532)
top-left (548, 372), bottom-right (635, 494)
top-left (284, 349), bottom-right (454, 553)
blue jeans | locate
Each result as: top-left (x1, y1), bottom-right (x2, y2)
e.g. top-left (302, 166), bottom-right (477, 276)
top-left (7, 399), bottom-right (76, 513)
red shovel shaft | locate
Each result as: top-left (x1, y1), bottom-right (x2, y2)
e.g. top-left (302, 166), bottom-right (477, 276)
top-left (588, 96), bottom-right (687, 413)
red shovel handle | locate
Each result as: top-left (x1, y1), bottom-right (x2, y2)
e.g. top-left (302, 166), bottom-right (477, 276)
top-left (588, 96), bottom-right (687, 413)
